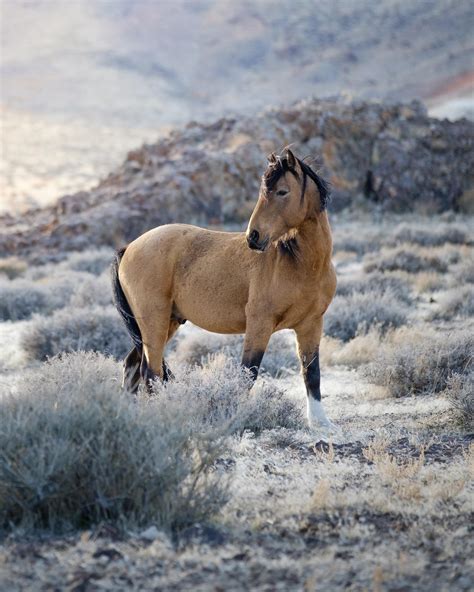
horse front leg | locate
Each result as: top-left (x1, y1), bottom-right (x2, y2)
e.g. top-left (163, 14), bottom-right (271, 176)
top-left (295, 317), bottom-right (337, 431)
top-left (241, 314), bottom-right (273, 382)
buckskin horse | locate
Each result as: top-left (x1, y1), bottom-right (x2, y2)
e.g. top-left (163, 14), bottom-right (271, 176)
top-left (111, 148), bottom-right (337, 429)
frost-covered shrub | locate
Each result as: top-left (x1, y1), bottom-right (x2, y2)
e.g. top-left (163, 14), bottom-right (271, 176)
top-left (364, 329), bottom-right (473, 397)
top-left (0, 270), bottom-right (103, 321)
top-left (153, 354), bottom-right (304, 434)
top-left (445, 372), bottom-right (474, 428)
top-left (68, 272), bottom-right (113, 308)
top-left (452, 257), bottom-right (474, 284)
top-left (62, 248), bottom-right (113, 276)
top-left (171, 329), bottom-right (299, 377)
top-left (21, 305), bottom-right (130, 360)
top-left (336, 272), bottom-right (412, 304)
top-left (0, 278), bottom-right (50, 321)
top-left (364, 247), bottom-right (448, 274)
top-left (324, 291), bottom-right (408, 342)
top-left (0, 352), bottom-right (228, 534)
top-left (430, 286), bottom-right (474, 320)
top-left (391, 224), bottom-right (469, 247)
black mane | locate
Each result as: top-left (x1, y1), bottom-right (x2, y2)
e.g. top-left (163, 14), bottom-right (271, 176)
top-left (263, 155), bottom-right (330, 211)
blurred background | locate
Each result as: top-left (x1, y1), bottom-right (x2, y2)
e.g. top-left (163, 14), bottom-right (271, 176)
top-left (1, 0), bottom-right (473, 213)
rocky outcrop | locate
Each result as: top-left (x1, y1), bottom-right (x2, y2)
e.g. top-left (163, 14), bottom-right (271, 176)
top-left (1, 97), bottom-right (473, 261)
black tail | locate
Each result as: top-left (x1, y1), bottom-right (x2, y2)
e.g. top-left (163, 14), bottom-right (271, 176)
top-left (111, 247), bottom-right (143, 352)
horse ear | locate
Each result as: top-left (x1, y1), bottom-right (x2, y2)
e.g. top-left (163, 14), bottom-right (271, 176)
top-left (286, 148), bottom-right (296, 169)
top-left (267, 152), bottom-right (277, 164)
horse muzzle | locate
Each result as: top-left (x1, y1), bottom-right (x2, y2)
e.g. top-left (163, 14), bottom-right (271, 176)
top-left (246, 229), bottom-right (269, 252)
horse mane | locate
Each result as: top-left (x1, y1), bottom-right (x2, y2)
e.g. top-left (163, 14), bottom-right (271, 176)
top-left (263, 154), bottom-right (330, 211)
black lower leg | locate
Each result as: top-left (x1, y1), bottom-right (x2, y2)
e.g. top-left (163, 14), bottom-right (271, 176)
top-left (140, 355), bottom-right (159, 393)
top-left (123, 347), bottom-right (142, 393)
top-left (301, 350), bottom-right (321, 401)
top-left (162, 359), bottom-right (174, 382)
top-left (241, 350), bottom-right (265, 381)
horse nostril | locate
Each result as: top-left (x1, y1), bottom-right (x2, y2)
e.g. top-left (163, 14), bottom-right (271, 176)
top-left (249, 230), bottom-right (260, 243)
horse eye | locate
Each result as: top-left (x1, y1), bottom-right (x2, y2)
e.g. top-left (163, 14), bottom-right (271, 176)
top-left (276, 189), bottom-right (289, 196)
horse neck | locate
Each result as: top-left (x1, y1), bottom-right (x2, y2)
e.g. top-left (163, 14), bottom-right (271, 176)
top-left (296, 211), bottom-right (333, 271)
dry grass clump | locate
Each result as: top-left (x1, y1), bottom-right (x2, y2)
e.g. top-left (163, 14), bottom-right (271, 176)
top-left (0, 257), bottom-right (27, 279)
top-left (391, 223), bottom-right (469, 247)
top-left (412, 271), bottom-right (446, 293)
top-left (364, 329), bottom-right (473, 397)
top-left (324, 328), bottom-right (384, 368)
top-left (324, 291), bottom-right (408, 342)
top-left (21, 305), bottom-right (130, 361)
top-left (430, 285), bottom-right (474, 320)
top-left (153, 354), bottom-right (305, 434)
top-left (171, 329), bottom-right (299, 377)
top-left (336, 272), bottom-right (412, 304)
top-left (444, 372), bottom-right (474, 428)
top-left (364, 247), bottom-right (448, 274)
top-left (0, 352), bottom-right (228, 534)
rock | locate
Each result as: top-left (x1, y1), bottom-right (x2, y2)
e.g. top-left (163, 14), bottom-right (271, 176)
top-left (0, 96), bottom-right (472, 262)
top-left (139, 526), bottom-right (161, 542)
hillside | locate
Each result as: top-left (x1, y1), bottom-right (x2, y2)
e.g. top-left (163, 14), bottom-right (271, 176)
top-left (1, 96), bottom-right (472, 263)
top-left (1, 0), bottom-right (473, 212)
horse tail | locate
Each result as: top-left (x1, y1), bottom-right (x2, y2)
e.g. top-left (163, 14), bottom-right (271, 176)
top-left (111, 247), bottom-right (143, 352)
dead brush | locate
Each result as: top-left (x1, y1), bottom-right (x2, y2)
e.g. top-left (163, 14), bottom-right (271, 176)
top-left (363, 439), bottom-right (426, 500)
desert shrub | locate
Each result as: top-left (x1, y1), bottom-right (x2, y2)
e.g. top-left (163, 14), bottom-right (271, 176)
top-left (324, 291), bottom-right (408, 342)
top-left (391, 223), bottom-right (469, 247)
top-left (452, 256), bottom-right (474, 284)
top-left (430, 286), bottom-right (474, 320)
top-left (153, 354), bottom-right (305, 434)
top-left (0, 270), bottom-right (105, 321)
top-left (0, 352), bottom-right (228, 534)
top-left (68, 272), bottom-right (113, 308)
top-left (21, 305), bottom-right (130, 361)
top-left (62, 248), bottom-right (113, 275)
top-left (325, 328), bottom-right (384, 368)
top-left (364, 247), bottom-right (448, 274)
top-left (364, 329), bottom-right (473, 397)
top-left (336, 272), bottom-right (412, 304)
top-left (171, 329), bottom-right (299, 377)
top-left (445, 372), bottom-right (474, 428)
top-left (333, 235), bottom-right (382, 256)
top-left (0, 278), bottom-right (50, 321)
top-left (413, 271), bottom-right (446, 293)
top-left (0, 257), bottom-right (27, 279)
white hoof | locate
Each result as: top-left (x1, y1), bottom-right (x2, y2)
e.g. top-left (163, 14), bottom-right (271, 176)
top-left (307, 398), bottom-right (339, 433)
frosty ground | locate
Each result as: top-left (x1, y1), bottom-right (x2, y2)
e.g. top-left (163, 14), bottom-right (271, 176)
top-left (0, 214), bottom-right (472, 591)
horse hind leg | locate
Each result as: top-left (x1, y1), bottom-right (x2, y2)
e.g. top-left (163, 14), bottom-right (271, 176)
top-left (122, 347), bottom-right (142, 394)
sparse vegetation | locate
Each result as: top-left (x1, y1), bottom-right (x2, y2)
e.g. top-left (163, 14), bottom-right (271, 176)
top-left (21, 305), bottom-right (130, 360)
top-left (364, 329), bottom-right (473, 397)
top-left (391, 223), bottom-right (469, 247)
top-left (153, 354), bottom-right (304, 434)
top-left (171, 329), bottom-right (299, 377)
top-left (445, 372), bottom-right (474, 428)
top-left (430, 285), bottom-right (474, 320)
top-left (364, 247), bottom-right (449, 274)
top-left (0, 352), bottom-right (229, 534)
top-left (336, 272), bottom-right (413, 304)
top-left (324, 290), bottom-right (408, 342)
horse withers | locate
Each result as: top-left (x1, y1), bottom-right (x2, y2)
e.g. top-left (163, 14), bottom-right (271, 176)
top-left (111, 148), bottom-right (337, 430)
